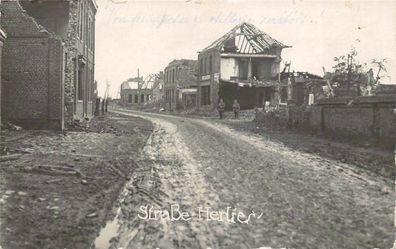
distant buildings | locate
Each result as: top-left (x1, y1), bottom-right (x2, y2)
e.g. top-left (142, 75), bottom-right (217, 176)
top-left (280, 71), bottom-right (326, 106)
top-left (164, 59), bottom-right (197, 110)
top-left (1, 0), bottom-right (97, 129)
top-left (197, 22), bottom-right (290, 110)
top-left (120, 77), bottom-right (151, 106)
top-left (151, 72), bottom-right (164, 103)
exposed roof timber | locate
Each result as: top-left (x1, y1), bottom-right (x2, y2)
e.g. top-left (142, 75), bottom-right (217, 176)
top-left (245, 36), bottom-right (260, 53)
top-left (220, 53), bottom-right (278, 58)
top-left (237, 34), bottom-right (242, 47)
top-left (234, 33), bottom-right (261, 38)
top-left (244, 25), bottom-right (275, 52)
top-left (243, 24), bottom-right (271, 48)
top-left (241, 36), bottom-right (250, 53)
top-left (202, 24), bottom-right (243, 51)
top-left (239, 36), bottom-right (246, 52)
top-left (201, 22), bottom-right (290, 53)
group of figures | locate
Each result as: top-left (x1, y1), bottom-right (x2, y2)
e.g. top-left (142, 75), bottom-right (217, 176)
top-left (217, 99), bottom-right (240, 119)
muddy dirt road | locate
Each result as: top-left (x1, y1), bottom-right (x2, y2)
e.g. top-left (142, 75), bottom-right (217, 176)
top-left (96, 109), bottom-right (394, 249)
top-left (0, 114), bottom-right (153, 249)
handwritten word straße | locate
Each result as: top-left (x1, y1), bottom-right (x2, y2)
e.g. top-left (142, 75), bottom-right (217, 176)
top-left (138, 204), bottom-right (263, 224)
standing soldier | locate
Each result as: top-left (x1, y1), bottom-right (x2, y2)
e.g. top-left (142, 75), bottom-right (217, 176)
top-left (232, 99), bottom-right (240, 119)
top-left (217, 98), bottom-right (226, 119)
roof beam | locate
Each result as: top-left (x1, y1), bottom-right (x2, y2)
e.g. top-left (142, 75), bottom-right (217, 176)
top-left (221, 53), bottom-right (277, 58)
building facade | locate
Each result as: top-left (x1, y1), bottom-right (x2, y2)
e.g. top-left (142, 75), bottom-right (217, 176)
top-left (1, 0), bottom-right (97, 129)
top-left (163, 59), bottom-right (197, 110)
top-left (120, 77), bottom-right (152, 106)
top-left (197, 22), bottom-right (289, 110)
top-left (151, 71), bottom-right (164, 103)
top-left (0, 27), bottom-right (6, 126)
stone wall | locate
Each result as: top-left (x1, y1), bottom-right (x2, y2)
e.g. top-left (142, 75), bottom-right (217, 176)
top-left (63, 0), bottom-right (79, 122)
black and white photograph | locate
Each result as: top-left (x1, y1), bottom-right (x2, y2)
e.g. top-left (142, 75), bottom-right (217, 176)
top-left (0, 0), bottom-right (395, 248)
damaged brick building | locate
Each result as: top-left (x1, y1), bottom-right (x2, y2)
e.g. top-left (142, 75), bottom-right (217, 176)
top-left (164, 59), bottom-right (197, 110)
top-left (280, 70), bottom-right (326, 106)
top-left (1, 0), bottom-right (97, 129)
top-left (0, 22), bottom-right (6, 126)
top-left (120, 77), bottom-right (152, 106)
top-left (197, 22), bottom-right (290, 110)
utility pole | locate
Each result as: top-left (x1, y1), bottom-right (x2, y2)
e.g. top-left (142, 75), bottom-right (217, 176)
top-left (105, 80), bottom-right (109, 112)
top-left (347, 54), bottom-right (352, 96)
top-left (101, 80), bottom-right (110, 115)
top-left (104, 80), bottom-right (110, 99)
top-left (137, 68), bottom-right (140, 105)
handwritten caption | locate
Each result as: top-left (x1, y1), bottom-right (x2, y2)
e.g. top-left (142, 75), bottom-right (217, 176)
top-left (138, 204), bottom-right (265, 224)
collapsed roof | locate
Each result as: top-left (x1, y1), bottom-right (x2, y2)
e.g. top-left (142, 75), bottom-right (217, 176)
top-left (201, 22), bottom-right (290, 54)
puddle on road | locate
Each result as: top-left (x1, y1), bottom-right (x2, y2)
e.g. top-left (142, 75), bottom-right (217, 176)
top-left (93, 177), bottom-right (134, 249)
top-left (92, 174), bottom-right (149, 249)
top-left (93, 209), bottom-right (120, 249)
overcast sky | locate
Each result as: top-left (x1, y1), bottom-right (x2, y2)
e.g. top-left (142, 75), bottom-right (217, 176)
top-left (94, 0), bottom-right (396, 98)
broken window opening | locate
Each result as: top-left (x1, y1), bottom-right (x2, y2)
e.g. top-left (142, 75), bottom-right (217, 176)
top-left (238, 59), bottom-right (248, 80)
top-left (251, 60), bottom-right (259, 80)
top-left (201, 86), bottom-right (211, 105)
top-left (77, 68), bottom-right (84, 101)
top-left (264, 88), bottom-right (273, 102)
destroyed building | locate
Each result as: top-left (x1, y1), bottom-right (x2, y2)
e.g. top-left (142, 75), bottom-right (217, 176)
top-left (151, 72), bottom-right (164, 103)
top-left (0, 22), bottom-right (6, 126)
top-left (0, 0), bottom-right (97, 129)
top-left (163, 59), bottom-right (197, 110)
top-left (280, 71), bottom-right (326, 106)
top-left (120, 77), bottom-right (152, 106)
top-left (197, 22), bottom-right (290, 110)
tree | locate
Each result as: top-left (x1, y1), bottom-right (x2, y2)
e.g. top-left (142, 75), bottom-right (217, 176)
top-left (371, 58), bottom-right (389, 85)
top-left (330, 48), bottom-right (388, 96)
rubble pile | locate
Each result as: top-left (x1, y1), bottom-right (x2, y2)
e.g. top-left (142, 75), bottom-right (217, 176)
top-left (1, 121), bottom-right (23, 131)
top-left (0, 113), bottom-right (153, 249)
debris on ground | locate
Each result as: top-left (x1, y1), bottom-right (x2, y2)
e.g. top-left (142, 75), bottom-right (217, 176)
top-left (1, 121), bottom-right (23, 131)
top-left (99, 108), bottom-right (393, 249)
top-left (0, 112), bottom-right (153, 249)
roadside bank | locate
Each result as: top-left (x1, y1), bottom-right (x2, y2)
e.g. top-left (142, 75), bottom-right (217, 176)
top-left (0, 113), bottom-right (153, 249)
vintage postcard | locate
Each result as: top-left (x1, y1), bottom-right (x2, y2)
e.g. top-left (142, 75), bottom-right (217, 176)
top-left (0, 0), bottom-right (395, 248)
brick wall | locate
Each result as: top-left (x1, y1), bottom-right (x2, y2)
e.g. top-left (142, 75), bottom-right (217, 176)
top-left (164, 59), bottom-right (197, 110)
top-left (323, 107), bottom-right (374, 137)
top-left (0, 30), bottom-right (5, 126)
top-left (1, 1), bottom-right (64, 129)
top-left (48, 38), bottom-right (65, 130)
top-left (19, 1), bottom-right (69, 39)
top-left (286, 96), bottom-right (396, 148)
top-left (308, 105), bottom-right (322, 131)
top-left (20, 0), bottom-right (96, 122)
top-left (197, 48), bottom-right (221, 110)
